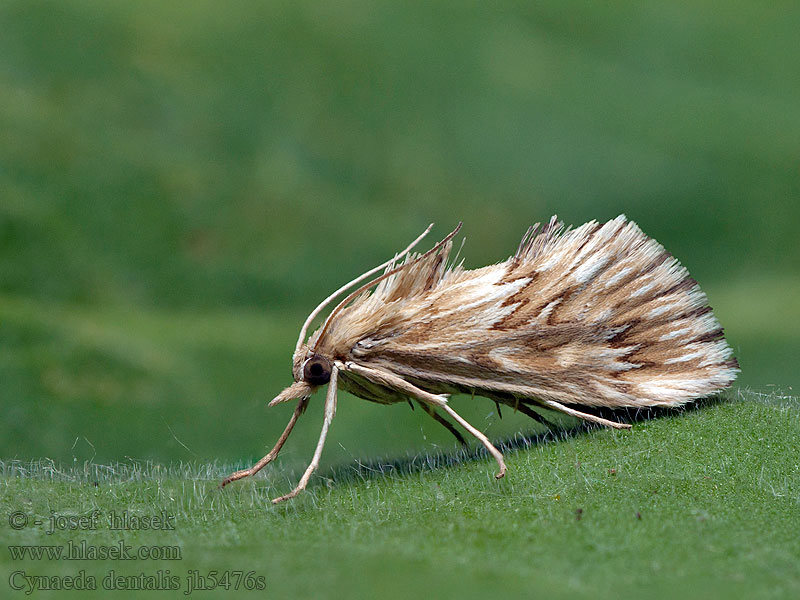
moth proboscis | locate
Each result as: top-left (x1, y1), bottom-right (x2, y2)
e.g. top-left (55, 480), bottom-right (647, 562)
top-left (221, 215), bottom-right (739, 503)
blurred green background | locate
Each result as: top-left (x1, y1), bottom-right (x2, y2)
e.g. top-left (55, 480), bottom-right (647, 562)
top-left (1, 0), bottom-right (798, 466)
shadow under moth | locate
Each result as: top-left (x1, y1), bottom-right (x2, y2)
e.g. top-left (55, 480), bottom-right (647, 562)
top-left (222, 215), bottom-right (739, 503)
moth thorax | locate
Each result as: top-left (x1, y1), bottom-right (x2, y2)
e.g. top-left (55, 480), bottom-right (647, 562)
top-left (303, 354), bottom-right (332, 385)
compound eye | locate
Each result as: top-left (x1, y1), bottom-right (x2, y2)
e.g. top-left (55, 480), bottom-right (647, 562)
top-left (303, 355), bottom-right (332, 385)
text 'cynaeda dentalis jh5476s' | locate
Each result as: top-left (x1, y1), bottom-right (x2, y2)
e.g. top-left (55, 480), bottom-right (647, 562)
top-left (221, 216), bottom-right (739, 503)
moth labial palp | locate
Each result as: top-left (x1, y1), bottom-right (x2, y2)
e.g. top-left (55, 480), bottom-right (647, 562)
top-left (221, 215), bottom-right (739, 503)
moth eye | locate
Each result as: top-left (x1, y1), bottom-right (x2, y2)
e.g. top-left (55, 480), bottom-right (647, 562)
top-left (303, 355), bottom-right (332, 385)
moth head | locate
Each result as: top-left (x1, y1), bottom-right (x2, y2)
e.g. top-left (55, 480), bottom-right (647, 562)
top-left (268, 344), bottom-right (334, 407)
top-left (268, 344), bottom-right (325, 407)
top-left (288, 223), bottom-right (441, 377)
top-left (302, 354), bottom-right (332, 385)
top-left (272, 222), bottom-right (452, 410)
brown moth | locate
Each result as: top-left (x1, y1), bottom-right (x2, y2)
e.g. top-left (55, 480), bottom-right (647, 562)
top-left (222, 216), bottom-right (739, 503)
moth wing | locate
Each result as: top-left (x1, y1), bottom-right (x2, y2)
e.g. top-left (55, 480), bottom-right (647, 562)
top-left (331, 216), bottom-right (737, 409)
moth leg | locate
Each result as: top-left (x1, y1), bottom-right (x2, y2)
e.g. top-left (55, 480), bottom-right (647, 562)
top-left (487, 392), bottom-right (557, 430)
top-left (508, 401), bottom-right (558, 430)
top-left (344, 362), bottom-right (448, 407)
top-left (272, 365), bottom-right (339, 504)
top-left (540, 399), bottom-right (632, 430)
top-left (439, 403), bottom-right (507, 479)
top-left (221, 396), bottom-right (309, 488)
top-left (344, 362), bottom-right (506, 479)
top-left (418, 401), bottom-right (468, 447)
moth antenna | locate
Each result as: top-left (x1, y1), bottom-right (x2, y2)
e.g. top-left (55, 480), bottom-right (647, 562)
top-left (295, 223), bottom-right (434, 354)
top-left (272, 365), bottom-right (340, 503)
top-left (312, 222), bottom-right (463, 352)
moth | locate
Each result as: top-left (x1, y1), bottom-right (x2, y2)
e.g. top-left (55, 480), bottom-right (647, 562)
top-left (222, 215), bottom-right (738, 503)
